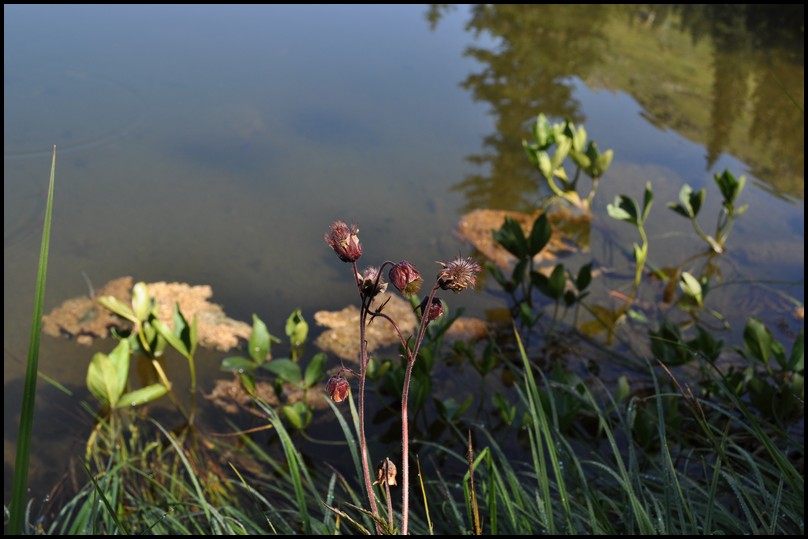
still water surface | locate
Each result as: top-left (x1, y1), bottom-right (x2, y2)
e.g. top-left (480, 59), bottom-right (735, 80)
top-left (4, 4), bottom-right (804, 504)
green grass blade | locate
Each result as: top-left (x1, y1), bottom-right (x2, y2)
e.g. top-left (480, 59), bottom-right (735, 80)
top-left (9, 146), bottom-right (57, 534)
top-left (80, 460), bottom-right (128, 534)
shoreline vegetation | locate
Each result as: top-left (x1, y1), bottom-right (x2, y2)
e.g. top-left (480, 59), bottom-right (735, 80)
top-left (5, 108), bottom-right (802, 533)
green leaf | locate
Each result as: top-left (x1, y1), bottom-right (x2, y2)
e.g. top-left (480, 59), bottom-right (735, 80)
top-left (788, 329), bottom-right (804, 371)
top-left (548, 264), bottom-right (567, 299)
top-left (531, 265), bottom-right (566, 301)
top-left (668, 203), bottom-right (691, 218)
top-left (576, 262), bottom-right (593, 291)
top-left (650, 321), bottom-right (691, 366)
top-left (641, 181), bottom-right (654, 223)
top-left (249, 314), bottom-right (278, 365)
top-left (679, 272), bottom-right (703, 307)
top-left (172, 303), bottom-right (197, 358)
top-left (281, 402), bottom-right (312, 430)
top-left (615, 375), bottom-right (630, 403)
top-left (688, 325), bottom-right (723, 362)
top-left (153, 319), bottom-right (189, 360)
top-left (262, 358), bottom-right (302, 385)
top-left (131, 282), bottom-right (152, 322)
top-left (303, 352), bottom-right (327, 388)
top-left (715, 169), bottom-right (743, 203)
top-left (594, 149), bottom-right (614, 178)
top-left (86, 339), bottom-right (130, 407)
top-left (486, 262), bottom-right (512, 291)
top-left (607, 194), bottom-right (639, 225)
top-left (437, 394), bottom-right (473, 422)
top-left (285, 308), bottom-right (309, 348)
top-left (633, 242), bottom-right (647, 267)
top-left (527, 213), bottom-right (552, 257)
top-left (522, 141), bottom-right (539, 166)
top-left (744, 317), bottom-right (773, 363)
top-left (493, 216), bottom-right (529, 259)
top-left (116, 383), bottom-right (168, 408)
top-left (534, 113), bottom-right (553, 147)
top-left (689, 187), bottom-right (706, 217)
top-left (537, 151), bottom-right (554, 180)
top-left (670, 185), bottom-right (697, 219)
top-left (550, 137), bottom-right (572, 173)
top-left (568, 122), bottom-right (587, 153)
top-left (96, 296), bottom-right (137, 324)
top-left (220, 356), bottom-right (257, 372)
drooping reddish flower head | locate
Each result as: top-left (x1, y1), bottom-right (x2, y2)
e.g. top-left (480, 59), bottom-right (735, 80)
top-left (419, 296), bottom-right (444, 322)
top-left (436, 256), bottom-right (481, 293)
top-left (325, 220), bottom-right (362, 263)
top-left (326, 375), bottom-right (350, 403)
top-left (388, 261), bottom-right (423, 298)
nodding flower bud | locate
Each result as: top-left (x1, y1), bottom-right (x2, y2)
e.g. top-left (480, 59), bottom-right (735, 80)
top-left (325, 220), bottom-right (362, 263)
top-left (388, 261), bottom-right (423, 298)
top-left (419, 296), bottom-right (444, 322)
top-left (357, 266), bottom-right (387, 299)
top-left (326, 375), bottom-right (350, 403)
top-left (437, 256), bottom-right (482, 293)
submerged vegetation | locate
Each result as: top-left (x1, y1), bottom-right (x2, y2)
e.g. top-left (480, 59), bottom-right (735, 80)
top-left (5, 103), bottom-right (803, 534)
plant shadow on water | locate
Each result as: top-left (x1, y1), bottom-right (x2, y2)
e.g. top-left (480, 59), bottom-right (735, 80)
top-left (4, 4), bottom-right (804, 535)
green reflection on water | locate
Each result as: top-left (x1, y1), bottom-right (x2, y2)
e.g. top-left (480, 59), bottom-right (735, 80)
top-left (432, 3), bottom-right (804, 210)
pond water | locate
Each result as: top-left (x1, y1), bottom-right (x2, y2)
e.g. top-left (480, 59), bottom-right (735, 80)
top-left (4, 4), bottom-right (804, 506)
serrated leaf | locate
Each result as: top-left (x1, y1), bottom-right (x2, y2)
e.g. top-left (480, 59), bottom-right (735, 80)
top-left (116, 383), bottom-right (168, 408)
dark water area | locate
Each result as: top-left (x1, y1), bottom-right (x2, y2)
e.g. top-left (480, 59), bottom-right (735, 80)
top-left (4, 4), bottom-right (804, 507)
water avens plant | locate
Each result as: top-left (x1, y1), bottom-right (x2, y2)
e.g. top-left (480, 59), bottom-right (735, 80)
top-left (324, 220), bottom-right (480, 534)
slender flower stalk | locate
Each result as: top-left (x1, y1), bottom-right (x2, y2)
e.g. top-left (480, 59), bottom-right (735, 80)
top-left (325, 221), bottom-right (480, 535)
